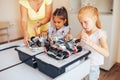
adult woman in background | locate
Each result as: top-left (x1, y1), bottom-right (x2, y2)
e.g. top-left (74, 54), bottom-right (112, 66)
top-left (19, 0), bottom-right (52, 46)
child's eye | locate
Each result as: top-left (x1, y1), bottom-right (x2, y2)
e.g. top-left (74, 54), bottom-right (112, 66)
top-left (84, 21), bottom-right (87, 24)
top-left (53, 21), bottom-right (60, 24)
top-left (53, 21), bottom-right (56, 23)
top-left (57, 22), bottom-right (60, 24)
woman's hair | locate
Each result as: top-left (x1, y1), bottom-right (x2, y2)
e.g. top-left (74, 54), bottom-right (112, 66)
top-left (78, 6), bottom-right (101, 29)
top-left (53, 6), bottom-right (68, 26)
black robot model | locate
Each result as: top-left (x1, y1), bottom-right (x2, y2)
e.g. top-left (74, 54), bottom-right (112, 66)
top-left (28, 36), bottom-right (82, 60)
top-left (47, 38), bottom-right (82, 60)
top-left (28, 36), bottom-right (50, 49)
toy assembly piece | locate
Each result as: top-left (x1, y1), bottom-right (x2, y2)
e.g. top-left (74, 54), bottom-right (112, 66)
top-left (48, 39), bottom-right (82, 60)
top-left (28, 36), bottom-right (50, 49)
top-left (28, 36), bottom-right (82, 60)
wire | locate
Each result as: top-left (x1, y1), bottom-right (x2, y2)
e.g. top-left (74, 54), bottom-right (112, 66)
top-left (0, 45), bottom-right (20, 51)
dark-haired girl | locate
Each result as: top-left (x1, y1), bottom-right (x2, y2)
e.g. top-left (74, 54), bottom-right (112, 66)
top-left (49, 7), bottom-right (71, 41)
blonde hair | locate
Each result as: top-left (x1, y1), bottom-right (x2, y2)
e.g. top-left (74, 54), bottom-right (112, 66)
top-left (78, 6), bottom-right (101, 29)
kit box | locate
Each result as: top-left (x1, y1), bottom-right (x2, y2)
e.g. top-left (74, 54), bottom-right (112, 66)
top-left (35, 50), bottom-right (91, 78)
top-left (15, 47), bottom-right (45, 68)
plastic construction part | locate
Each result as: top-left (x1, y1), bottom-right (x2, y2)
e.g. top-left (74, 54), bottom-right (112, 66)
top-left (47, 39), bottom-right (82, 60)
top-left (28, 36), bottom-right (50, 48)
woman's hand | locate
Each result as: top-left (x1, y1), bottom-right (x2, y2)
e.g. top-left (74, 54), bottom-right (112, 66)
top-left (34, 22), bottom-right (40, 36)
top-left (34, 22), bottom-right (43, 36)
top-left (24, 33), bottom-right (30, 46)
top-left (40, 31), bottom-right (48, 37)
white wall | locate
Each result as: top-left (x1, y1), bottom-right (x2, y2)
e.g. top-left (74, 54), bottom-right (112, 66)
top-left (70, 0), bottom-right (81, 13)
top-left (117, 37), bottom-right (120, 62)
top-left (69, 13), bottom-right (82, 36)
top-left (53, 0), bottom-right (70, 14)
top-left (100, 14), bottom-right (115, 70)
top-left (118, 37), bottom-right (120, 62)
top-left (0, 0), bottom-right (23, 43)
top-left (95, 0), bottom-right (113, 13)
top-left (113, 0), bottom-right (120, 62)
top-left (109, 0), bottom-right (120, 63)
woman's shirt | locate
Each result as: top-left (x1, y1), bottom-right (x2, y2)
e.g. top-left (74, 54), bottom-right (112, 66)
top-left (19, 0), bottom-right (52, 37)
top-left (80, 29), bottom-right (107, 65)
top-left (49, 26), bottom-right (71, 40)
top-left (19, 0), bottom-right (52, 20)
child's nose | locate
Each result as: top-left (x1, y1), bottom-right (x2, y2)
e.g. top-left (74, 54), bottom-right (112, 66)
top-left (55, 23), bottom-right (59, 26)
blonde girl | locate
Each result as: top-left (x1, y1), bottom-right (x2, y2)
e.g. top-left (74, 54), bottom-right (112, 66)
top-left (75, 6), bottom-right (109, 80)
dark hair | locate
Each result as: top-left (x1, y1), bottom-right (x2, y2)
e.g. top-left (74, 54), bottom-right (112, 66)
top-left (53, 6), bottom-right (68, 26)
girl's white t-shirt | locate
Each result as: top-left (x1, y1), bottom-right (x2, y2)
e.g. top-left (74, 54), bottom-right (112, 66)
top-left (49, 26), bottom-right (70, 39)
top-left (80, 29), bottom-right (107, 65)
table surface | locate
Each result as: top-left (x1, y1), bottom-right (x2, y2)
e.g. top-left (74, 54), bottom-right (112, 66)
top-left (0, 40), bottom-right (90, 80)
top-left (0, 40), bottom-right (52, 80)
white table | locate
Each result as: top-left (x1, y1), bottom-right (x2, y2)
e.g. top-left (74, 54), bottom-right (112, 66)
top-left (0, 40), bottom-right (90, 80)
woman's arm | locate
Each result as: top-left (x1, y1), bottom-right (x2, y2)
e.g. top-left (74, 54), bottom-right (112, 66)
top-left (34, 3), bottom-right (53, 36)
top-left (37, 3), bottom-right (53, 26)
top-left (20, 5), bottom-right (29, 45)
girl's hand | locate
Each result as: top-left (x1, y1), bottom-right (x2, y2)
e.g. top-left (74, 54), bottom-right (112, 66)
top-left (81, 32), bottom-right (92, 45)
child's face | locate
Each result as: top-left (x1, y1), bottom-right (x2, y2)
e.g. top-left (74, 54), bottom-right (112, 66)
top-left (53, 16), bottom-right (66, 30)
top-left (78, 16), bottom-right (96, 32)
